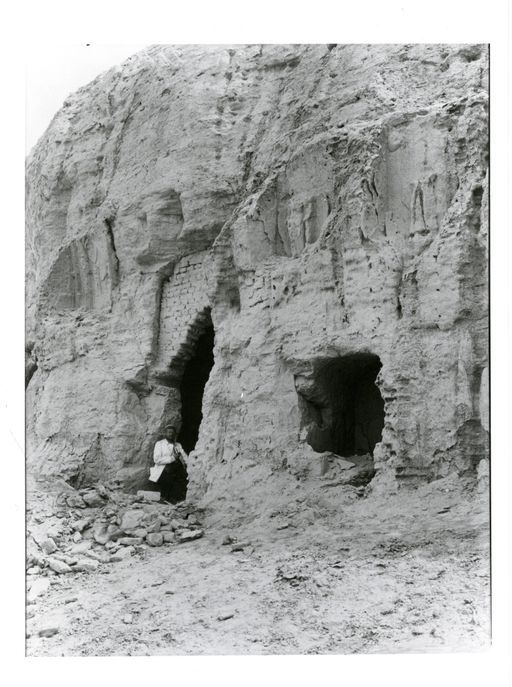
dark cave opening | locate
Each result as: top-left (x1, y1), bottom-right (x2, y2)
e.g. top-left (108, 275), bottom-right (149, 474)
top-left (177, 323), bottom-right (215, 455)
top-left (297, 353), bottom-right (384, 458)
top-left (149, 313), bottom-right (215, 504)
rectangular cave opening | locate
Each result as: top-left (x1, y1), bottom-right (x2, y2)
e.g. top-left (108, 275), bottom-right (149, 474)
top-left (297, 353), bottom-right (384, 460)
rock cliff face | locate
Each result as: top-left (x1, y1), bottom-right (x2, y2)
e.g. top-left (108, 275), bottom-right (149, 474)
top-left (26, 44), bottom-right (489, 506)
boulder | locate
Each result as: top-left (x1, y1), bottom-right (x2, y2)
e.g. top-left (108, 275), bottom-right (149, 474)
top-left (66, 493), bottom-right (87, 508)
top-left (146, 533), bottom-right (164, 547)
top-left (118, 536), bottom-right (144, 546)
top-left (39, 538), bottom-right (57, 555)
top-left (120, 510), bottom-right (145, 532)
top-left (47, 558), bottom-right (72, 574)
top-left (74, 558), bottom-right (100, 572)
top-left (177, 529), bottom-right (204, 544)
top-left (69, 540), bottom-right (92, 554)
top-left (82, 491), bottom-right (105, 508)
top-left (109, 546), bottom-right (135, 562)
top-left (72, 518), bottom-right (92, 532)
top-left (137, 491), bottom-right (161, 503)
top-left (92, 523), bottom-right (111, 545)
top-left (38, 627), bottom-right (60, 638)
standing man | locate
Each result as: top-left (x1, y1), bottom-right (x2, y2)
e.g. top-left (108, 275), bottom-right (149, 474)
top-left (149, 425), bottom-right (188, 502)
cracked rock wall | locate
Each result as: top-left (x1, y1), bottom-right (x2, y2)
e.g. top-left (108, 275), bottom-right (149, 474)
top-left (26, 44), bottom-right (489, 501)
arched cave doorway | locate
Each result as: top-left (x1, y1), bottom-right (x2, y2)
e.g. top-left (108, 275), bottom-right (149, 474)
top-left (154, 310), bottom-right (215, 503)
top-left (177, 323), bottom-right (215, 454)
top-left (296, 353), bottom-right (384, 459)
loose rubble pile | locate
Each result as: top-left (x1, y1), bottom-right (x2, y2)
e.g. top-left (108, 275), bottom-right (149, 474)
top-left (26, 479), bottom-right (204, 602)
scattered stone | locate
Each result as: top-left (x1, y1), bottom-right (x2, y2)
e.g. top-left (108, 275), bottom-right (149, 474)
top-left (162, 531), bottom-right (175, 543)
top-left (95, 484), bottom-right (109, 499)
top-left (222, 535), bottom-right (234, 546)
top-left (38, 626), bottom-right (59, 638)
top-left (146, 520), bottom-right (161, 534)
top-left (276, 567), bottom-right (307, 585)
top-left (74, 558), bottom-right (100, 572)
top-left (72, 531), bottom-right (82, 543)
top-left (66, 494), bottom-right (86, 509)
top-left (380, 607), bottom-right (395, 615)
top-left (119, 536), bottom-right (144, 546)
top-left (136, 490), bottom-right (160, 502)
top-left (146, 532), bottom-right (164, 547)
top-left (133, 528), bottom-right (149, 539)
top-left (217, 612), bottom-right (235, 621)
top-left (72, 518), bottom-right (91, 532)
top-left (82, 491), bottom-right (106, 508)
top-left (122, 613), bottom-right (134, 624)
top-left (47, 558), bottom-right (72, 574)
top-left (39, 537), bottom-right (58, 555)
top-left (27, 566), bottom-right (41, 575)
top-left (83, 549), bottom-right (110, 563)
top-left (54, 552), bottom-right (79, 565)
top-left (231, 541), bottom-right (250, 552)
top-left (177, 529), bottom-right (204, 543)
top-left (70, 540), bottom-right (92, 555)
top-left (92, 523), bottom-right (111, 545)
top-left (106, 524), bottom-right (124, 541)
top-left (109, 546), bottom-right (135, 562)
top-left (170, 518), bottom-right (188, 531)
top-left (120, 510), bottom-right (145, 532)
top-left (27, 578), bottom-right (51, 603)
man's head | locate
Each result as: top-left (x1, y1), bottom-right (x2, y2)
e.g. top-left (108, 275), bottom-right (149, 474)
top-left (165, 425), bottom-right (177, 442)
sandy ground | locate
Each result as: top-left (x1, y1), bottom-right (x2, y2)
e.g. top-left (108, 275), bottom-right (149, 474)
top-left (26, 475), bottom-right (490, 656)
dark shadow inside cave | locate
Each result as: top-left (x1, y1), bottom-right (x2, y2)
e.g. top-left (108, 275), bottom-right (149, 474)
top-left (297, 353), bottom-right (384, 458)
top-left (177, 323), bottom-right (215, 455)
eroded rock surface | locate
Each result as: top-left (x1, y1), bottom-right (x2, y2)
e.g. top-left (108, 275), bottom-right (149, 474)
top-left (26, 44), bottom-right (489, 507)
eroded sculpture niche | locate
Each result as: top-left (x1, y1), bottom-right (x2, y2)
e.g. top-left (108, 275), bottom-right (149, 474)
top-left (296, 353), bottom-right (385, 459)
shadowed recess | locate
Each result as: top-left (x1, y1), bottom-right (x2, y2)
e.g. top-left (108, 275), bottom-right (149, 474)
top-left (297, 353), bottom-right (384, 458)
top-left (178, 324), bottom-right (215, 454)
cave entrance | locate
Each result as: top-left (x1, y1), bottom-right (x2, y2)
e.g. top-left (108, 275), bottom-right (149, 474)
top-left (297, 353), bottom-right (384, 458)
top-left (177, 322), bottom-right (215, 455)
